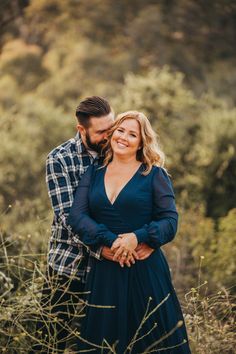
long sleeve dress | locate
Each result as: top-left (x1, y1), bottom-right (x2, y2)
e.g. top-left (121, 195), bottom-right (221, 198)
top-left (67, 163), bottom-right (191, 354)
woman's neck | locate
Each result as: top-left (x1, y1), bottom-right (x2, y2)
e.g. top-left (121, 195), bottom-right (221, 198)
top-left (109, 155), bottom-right (141, 168)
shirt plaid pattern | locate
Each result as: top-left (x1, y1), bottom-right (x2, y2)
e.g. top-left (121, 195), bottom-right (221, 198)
top-left (46, 132), bottom-right (101, 281)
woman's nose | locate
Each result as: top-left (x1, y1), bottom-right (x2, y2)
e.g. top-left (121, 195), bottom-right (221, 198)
top-left (119, 132), bottom-right (128, 140)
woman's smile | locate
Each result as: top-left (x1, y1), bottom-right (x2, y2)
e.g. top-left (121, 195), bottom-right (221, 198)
top-left (116, 141), bottom-right (128, 148)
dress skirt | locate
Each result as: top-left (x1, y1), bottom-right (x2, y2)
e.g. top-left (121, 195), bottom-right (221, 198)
top-left (78, 249), bottom-right (190, 353)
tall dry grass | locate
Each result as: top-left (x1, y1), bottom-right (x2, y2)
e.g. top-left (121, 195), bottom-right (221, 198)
top-left (0, 230), bottom-right (235, 353)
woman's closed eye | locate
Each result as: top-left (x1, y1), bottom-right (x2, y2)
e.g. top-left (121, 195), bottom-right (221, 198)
top-left (117, 128), bottom-right (136, 137)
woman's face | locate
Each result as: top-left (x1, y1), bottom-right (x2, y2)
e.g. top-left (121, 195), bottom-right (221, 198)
top-left (111, 118), bottom-right (142, 159)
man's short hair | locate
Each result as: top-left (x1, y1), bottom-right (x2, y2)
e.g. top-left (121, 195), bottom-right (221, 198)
top-left (75, 96), bottom-right (111, 127)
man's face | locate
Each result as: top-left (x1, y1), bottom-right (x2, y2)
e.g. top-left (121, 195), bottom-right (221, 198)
top-left (79, 112), bottom-right (114, 153)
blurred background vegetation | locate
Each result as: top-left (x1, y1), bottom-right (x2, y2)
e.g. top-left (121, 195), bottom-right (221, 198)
top-left (0, 0), bottom-right (236, 352)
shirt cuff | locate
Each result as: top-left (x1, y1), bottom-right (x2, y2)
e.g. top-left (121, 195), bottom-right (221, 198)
top-left (102, 233), bottom-right (117, 248)
top-left (97, 225), bottom-right (117, 247)
top-left (95, 246), bottom-right (103, 261)
top-left (134, 228), bottom-right (149, 243)
top-left (89, 245), bottom-right (103, 260)
top-left (72, 234), bottom-right (84, 246)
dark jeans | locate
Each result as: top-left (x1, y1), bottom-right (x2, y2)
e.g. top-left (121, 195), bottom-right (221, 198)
top-left (30, 267), bottom-right (84, 353)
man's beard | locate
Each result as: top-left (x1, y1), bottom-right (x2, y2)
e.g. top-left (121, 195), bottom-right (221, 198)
top-left (85, 132), bottom-right (105, 153)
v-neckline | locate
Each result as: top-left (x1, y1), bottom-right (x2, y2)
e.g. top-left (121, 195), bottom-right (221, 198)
top-left (103, 163), bottom-right (143, 206)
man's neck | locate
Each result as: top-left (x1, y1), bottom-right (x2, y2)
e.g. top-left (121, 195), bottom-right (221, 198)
top-left (87, 148), bottom-right (98, 159)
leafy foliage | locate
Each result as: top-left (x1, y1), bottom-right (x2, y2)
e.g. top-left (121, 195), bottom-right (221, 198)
top-left (0, 1), bottom-right (236, 352)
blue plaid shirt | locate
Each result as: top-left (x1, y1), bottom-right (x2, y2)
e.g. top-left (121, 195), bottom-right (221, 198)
top-left (46, 132), bottom-right (101, 281)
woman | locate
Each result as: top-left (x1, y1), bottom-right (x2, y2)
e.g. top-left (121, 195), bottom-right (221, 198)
top-left (68, 111), bottom-right (191, 353)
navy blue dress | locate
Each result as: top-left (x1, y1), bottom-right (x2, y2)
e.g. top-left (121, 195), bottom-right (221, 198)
top-left (68, 164), bottom-right (191, 353)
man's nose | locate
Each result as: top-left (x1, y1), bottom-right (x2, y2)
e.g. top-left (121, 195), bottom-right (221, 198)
top-left (103, 131), bottom-right (108, 140)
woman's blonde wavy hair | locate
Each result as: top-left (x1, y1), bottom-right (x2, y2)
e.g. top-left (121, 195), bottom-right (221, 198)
top-left (102, 111), bottom-right (165, 175)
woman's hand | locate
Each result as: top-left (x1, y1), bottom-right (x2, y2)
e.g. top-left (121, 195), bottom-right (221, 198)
top-left (102, 243), bottom-right (137, 267)
top-left (111, 233), bottom-right (138, 267)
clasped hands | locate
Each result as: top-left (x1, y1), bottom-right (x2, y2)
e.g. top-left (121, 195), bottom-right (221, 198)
top-left (102, 233), bottom-right (154, 267)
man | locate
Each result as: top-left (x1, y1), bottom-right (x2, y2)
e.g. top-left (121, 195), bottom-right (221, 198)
top-left (31, 96), bottom-right (153, 353)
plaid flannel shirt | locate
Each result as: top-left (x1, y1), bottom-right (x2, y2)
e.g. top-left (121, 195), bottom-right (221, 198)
top-left (46, 132), bottom-right (101, 281)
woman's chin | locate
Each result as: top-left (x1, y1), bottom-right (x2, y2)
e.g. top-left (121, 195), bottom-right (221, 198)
top-left (113, 147), bottom-right (127, 154)
top-left (113, 150), bottom-right (137, 160)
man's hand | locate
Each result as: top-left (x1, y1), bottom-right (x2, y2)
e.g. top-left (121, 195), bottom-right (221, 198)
top-left (101, 246), bottom-right (115, 261)
top-left (135, 243), bottom-right (154, 260)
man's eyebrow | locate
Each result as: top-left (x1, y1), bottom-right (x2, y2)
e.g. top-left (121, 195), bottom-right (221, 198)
top-left (96, 129), bottom-right (108, 133)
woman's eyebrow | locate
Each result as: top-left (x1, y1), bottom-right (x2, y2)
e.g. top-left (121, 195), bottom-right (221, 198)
top-left (118, 127), bottom-right (138, 134)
